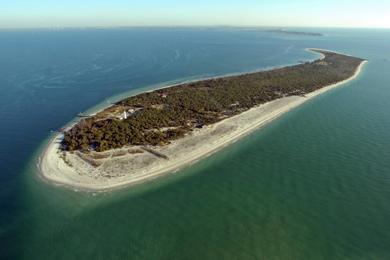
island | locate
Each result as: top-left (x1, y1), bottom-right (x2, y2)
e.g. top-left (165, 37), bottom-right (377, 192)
top-left (40, 49), bottom-right (366, 191)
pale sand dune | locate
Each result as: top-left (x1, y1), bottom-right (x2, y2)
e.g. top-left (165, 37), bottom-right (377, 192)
top-left (39, 60), bottom-right (367, 191)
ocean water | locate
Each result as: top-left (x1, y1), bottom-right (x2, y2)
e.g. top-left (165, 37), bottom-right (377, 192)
top-left (1, 27), bottom-right (390, 259)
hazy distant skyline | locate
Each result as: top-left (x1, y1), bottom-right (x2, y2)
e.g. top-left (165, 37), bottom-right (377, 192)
top-left (1, 0), bottom-right (390, 29)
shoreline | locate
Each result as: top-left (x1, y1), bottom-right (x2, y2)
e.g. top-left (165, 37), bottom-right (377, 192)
top-left (38, 51), bottom-right (367, 192)
top-left (59, 48), bottom-right (320, 121)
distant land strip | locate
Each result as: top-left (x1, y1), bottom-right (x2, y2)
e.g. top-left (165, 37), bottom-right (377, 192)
top-left (267, 29), bottom-right (323, 36)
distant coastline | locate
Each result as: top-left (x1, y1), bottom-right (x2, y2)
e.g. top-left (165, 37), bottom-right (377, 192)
top-left (39, 49), bottom-right (366, 191)
top-left (267, 29), bottom-right (323, 36)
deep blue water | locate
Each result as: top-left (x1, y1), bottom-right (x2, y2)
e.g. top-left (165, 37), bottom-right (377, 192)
top-left (1, 27), bottom-right (390, 259)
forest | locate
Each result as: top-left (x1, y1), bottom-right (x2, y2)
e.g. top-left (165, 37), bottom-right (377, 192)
top-left (62, 50), bottom-right (364, 152)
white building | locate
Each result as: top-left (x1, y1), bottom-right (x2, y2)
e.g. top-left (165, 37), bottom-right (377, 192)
top-left (119, 111), bottom-right (128, 120)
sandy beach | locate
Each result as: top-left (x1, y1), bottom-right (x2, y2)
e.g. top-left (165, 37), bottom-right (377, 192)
top-left (39, 55), bottom-right (367, 191)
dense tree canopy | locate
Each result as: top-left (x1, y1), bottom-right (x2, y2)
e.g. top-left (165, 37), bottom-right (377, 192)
top-left (62, 50), bottom-right (364, 152)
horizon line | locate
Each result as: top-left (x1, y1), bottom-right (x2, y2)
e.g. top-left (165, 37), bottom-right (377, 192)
top-left (0, 25), bottom-right (390, 31)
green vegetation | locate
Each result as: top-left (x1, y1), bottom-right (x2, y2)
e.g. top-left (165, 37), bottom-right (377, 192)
top-left (62, 50), bottom-right (364, 152)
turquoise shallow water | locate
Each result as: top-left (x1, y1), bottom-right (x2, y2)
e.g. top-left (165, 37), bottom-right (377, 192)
top-left (1, 28), bottom-right (390, 259)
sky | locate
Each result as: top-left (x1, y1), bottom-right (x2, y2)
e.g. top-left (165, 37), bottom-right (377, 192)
top-left (1, 0), bottom-right (390, 29)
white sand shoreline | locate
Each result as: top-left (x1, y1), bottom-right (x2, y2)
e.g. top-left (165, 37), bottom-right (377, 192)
top-left (38, 53), bottom-right (367, 192)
